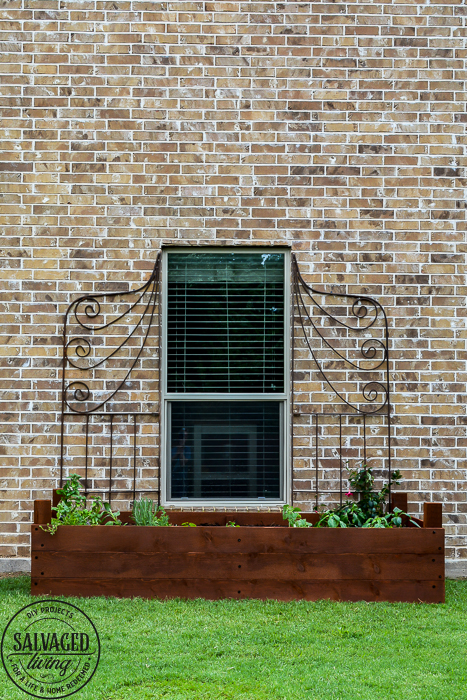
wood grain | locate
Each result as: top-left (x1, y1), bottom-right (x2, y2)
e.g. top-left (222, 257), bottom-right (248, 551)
top-left (30, 508), bottom-right (445, 604)
top-left (390, 492), bottom-right (408, 513)
top-left (31, 525), bottom-right (444, 555)
top-left (33, 500), bottom-right (51, 525)
top-left (31, 551), bottom-right (444, 581)
top-left (30, 577), bottom-right (445, 603)
top-left (424, 503), bottom-right (443, 529)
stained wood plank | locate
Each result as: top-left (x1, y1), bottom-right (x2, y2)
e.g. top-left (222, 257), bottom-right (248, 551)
top-left (424, 503), bottom-right (443, 529)
top-left (408, 516), bottom-right (424, 528)
top-left (118, 511), bottom-right (288, 527)
top-left (34, 500), bottom-right (51, 525)
top-left (31, 577), bottom-right (445, 604)
top-left (32, 551), bottom-right (444, 581)
top-left (390, 492), bottom-right (408, 513)
top-left (169, 512), bottom-right (289, 527)
top-left (31, 525), bottom-right (444, 555)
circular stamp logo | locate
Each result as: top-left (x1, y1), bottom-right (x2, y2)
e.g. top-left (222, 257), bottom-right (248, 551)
top-left (1, 599), bottom-right (100, 699)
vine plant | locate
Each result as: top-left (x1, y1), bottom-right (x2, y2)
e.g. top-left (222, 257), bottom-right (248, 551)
top-left (283, 464), bottom-right (420, 529)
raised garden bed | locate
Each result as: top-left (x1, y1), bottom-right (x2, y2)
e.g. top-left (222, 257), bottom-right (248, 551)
top-left (31, 498), bottom-right (444, 603)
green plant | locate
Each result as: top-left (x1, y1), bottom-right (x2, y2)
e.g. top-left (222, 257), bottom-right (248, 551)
top-left (316, 510), bottom-right (348, 528)
top-left (182, 522), bottom-right (197, 527)
top-left (284, 464), bottom-right (420, 529)
top-left (42, 473), bottom-right (122, 534)
top-left (315, 460), bottom-right (420, 529)
top-left (131, 498), bottom-right (169, 526)
top-left (226, 521), bottom-right (239, 527)
top-left (282, 504), bottom-right (312, 528)
top-left (316, 503), bottom-right (419, 529)
top-left (361, 507), bottom-right (418, 529)
top-left (347, 462), bottom-right (402, 520)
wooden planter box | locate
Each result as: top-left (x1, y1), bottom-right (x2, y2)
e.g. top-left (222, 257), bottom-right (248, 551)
top-left (31, 502), bottom-right (445, 603)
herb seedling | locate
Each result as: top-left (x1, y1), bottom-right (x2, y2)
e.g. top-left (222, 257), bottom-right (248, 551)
top-left (282, 504), bottom-right (313, 528)
top-left (42, 473), bottom-right (122, 534)
top-left (131, 498), bottom-right (169, 526)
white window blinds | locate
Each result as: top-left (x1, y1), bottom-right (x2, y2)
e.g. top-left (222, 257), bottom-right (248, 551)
top-left (167, 251), bottom-right (285, 393)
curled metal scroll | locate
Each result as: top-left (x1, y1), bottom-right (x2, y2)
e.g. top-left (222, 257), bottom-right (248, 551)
top-left (61, 254), bottom-right (161, 414)
top-left (292, 254), bottom-right (390, 415)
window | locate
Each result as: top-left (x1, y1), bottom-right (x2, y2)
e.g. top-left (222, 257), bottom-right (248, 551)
top-left (162, 249), bottom-right (289, 505)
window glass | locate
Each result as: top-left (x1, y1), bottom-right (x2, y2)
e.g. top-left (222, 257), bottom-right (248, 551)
top-left (167, 252), bottom-right (284, 393)
top-left (170, 401), bottom-right (281, 499)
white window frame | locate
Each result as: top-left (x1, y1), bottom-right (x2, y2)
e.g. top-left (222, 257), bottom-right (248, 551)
top-left (160, 247), bottom-right (291, 507)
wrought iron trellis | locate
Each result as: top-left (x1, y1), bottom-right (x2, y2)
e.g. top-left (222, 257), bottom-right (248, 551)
top-left (291, 252), bottom-right (392, 508)
top-left (58, 250), bottom-right (392, 508)
top-left (59, 253), bottom-right (161, 503)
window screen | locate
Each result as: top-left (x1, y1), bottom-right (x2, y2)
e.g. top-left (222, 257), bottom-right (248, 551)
top-left (167, 252), bottom-right (284, 393)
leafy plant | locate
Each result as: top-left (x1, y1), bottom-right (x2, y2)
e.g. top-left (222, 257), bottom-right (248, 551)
top-left (284, 464), bottom-right (419, 529)
top-left (282, 504), bottom-right (312, 528)
top-left (42, 473), bottom-right (122, 535)
top-left (131, 498), bottom-right (169, 526)
top-left (226, 521), bottom-right (239, 527)
top-left (182, 522), bottom-right (197, 527)
top-left (316, 503), bottom-right (419, 529)
top-left (347, 463), bottom-right (402, 520)
top-left (361, 515), bottom-right (390, 528)
top-left (316, 511), bottom-right (348, 528)
top-left (361, 508), bottom-right (418, 529)
top-left (388, 507), bottom-right (406, 528)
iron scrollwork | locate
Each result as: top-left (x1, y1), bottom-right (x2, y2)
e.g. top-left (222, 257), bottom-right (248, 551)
top-left (292, 254), bottom-right (391, 415)
top-left (61, 253), bottom-right (161, 414)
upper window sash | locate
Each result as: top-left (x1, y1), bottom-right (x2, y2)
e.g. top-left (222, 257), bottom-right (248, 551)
top-left (164, 250), bottom-right (286, 395)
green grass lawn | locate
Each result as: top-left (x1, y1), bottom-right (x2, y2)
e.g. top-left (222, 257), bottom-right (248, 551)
top-left (0, 577), bottom-right (466, 700)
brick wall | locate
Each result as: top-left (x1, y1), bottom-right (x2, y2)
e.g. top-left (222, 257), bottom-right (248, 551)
top-left (1, 0), bottom-right (466, 561)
